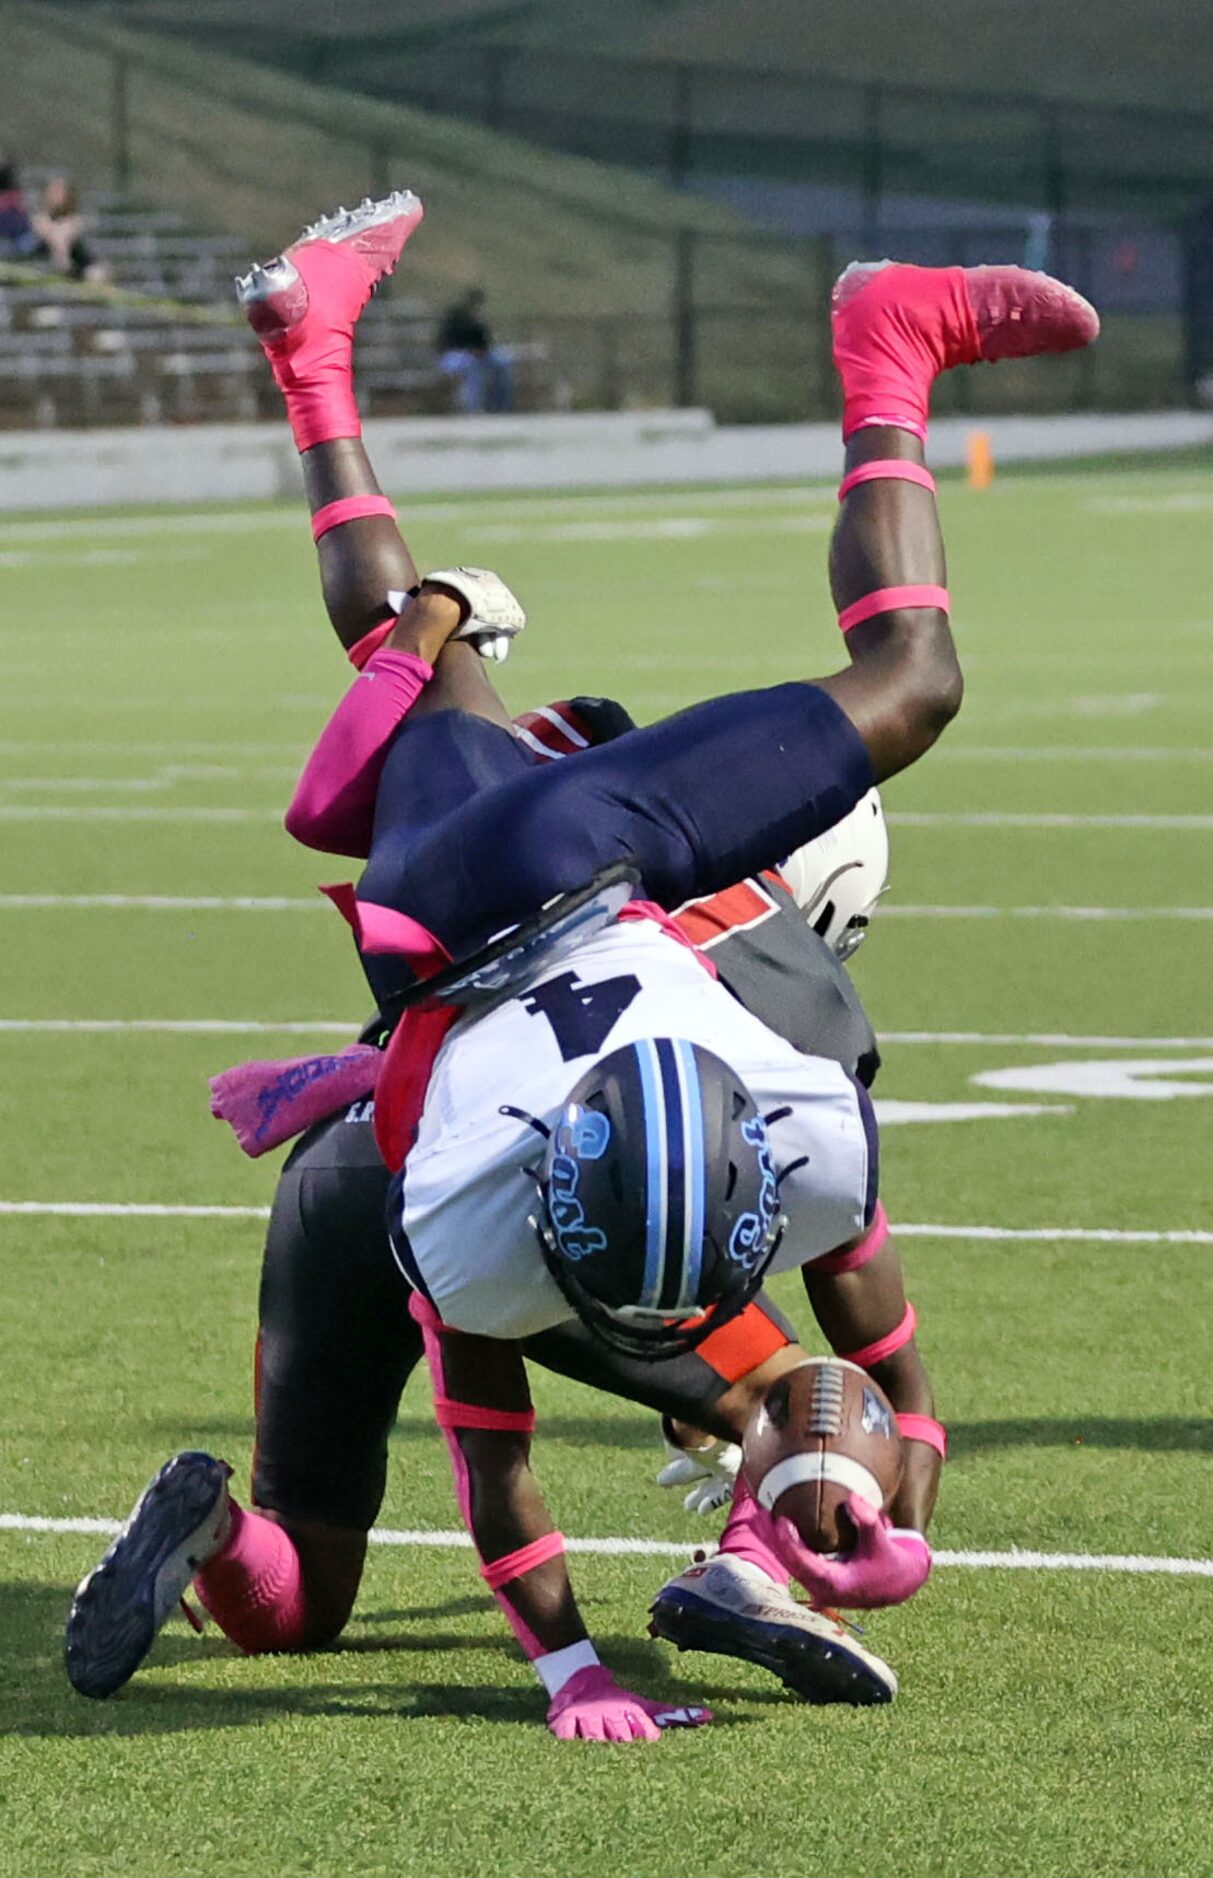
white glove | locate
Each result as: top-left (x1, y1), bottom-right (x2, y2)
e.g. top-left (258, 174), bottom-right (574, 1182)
top-left (419, 566), bottom-right (526, 663)
top-left (655, 1434), bottom-right (742, 1516)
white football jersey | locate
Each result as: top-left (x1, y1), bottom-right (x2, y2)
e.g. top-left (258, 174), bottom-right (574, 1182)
top-left (394, 919), bottom-right (874, 1339)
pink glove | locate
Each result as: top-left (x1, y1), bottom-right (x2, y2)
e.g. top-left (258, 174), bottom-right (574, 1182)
top-left (773, 1494), bottom-right (932, 1610)
top-left (546, 1665), bottom-right (712, 1743)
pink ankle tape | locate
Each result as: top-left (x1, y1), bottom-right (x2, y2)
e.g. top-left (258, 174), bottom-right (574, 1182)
top-left (838, 461), bottom-right (936, 501)
top-left (838, 585), bottom-right (950, 633)
top-left (480, 1531), bottom-right (566, 1591)
top-left (311, 495), bottom-right (397, 542)
top-left (897, 1413), bottom-right (947, 1458)
top-left (838, 1301), bottom-right (918, 1368)
top-left (434, 1398), bottom-right (536, 1434)
top-left (347, 619), bottom-right (397, 669)
top-left (813, 1202), bottom-right (889, 1274)
top-left (193, 1502), bottom-right (309, 1653)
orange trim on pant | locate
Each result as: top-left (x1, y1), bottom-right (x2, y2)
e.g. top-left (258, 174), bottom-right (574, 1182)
top-left (696, 1300), bottom-right (792, 1386)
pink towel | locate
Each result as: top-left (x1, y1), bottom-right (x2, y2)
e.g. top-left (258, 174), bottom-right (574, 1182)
top-left (210, 1044), bottom-right (381, 1158)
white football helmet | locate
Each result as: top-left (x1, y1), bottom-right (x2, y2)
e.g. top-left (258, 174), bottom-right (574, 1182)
top-left (779, 787), bottom-right (889, 960)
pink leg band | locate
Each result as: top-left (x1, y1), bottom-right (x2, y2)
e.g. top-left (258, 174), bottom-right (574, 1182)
top-left (838, 584), bottom-right (950, 634)
top-left (193, 1500), bottom-right (310, 1654)
top-left (310, 495), bottom-right (397, 542)
top-left (812, 1201), bottom-right (889, 1275)
top-left (406, 1293), bottom-right (548, 1657)
top-left (480, 1531), bottom-right (567, 1592)
top-left (434, 1398), bottom-right (537, 1434)
top-left (847, 413), bottom-right (929, 442)
top-left (838, 1301), bottom-right (918, 1369)
top-left (897, 1413), bottom-right (947, 1458)
top-left (347, 619), bottom-right (397, 670)
top-left (838, 460), bottom-right (937, 501)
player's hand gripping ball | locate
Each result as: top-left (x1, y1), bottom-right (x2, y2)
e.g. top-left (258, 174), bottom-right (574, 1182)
top-left (742, 1357), bottom-right (902, 1553)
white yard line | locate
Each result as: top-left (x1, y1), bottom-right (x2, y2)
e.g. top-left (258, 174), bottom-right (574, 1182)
top-left (1, 807), bottom-right (1207, 829)
top-left (0, 1018), bottom-right (355, 1034)
top-left (1, 1020), bottom-right (1209, 1047)
top-left (0, 895), bottom-right (322, 911)
top-left (0, 1202), bottom-right (271, 1218)
top-left (2, 1201), bottom-right (1209, 1243)
top-left (21, 807), bottom-right (1192, 829)
top-left (0, 806), bottom-right (282, 823)
top-left (883, 905), bottom-right (1213, 922)
top-left (888, 812), bottom-right (1213, 830)
top-left (880, 1030), bottom-right (1213, 1047)
top-left (936, 746), bottom-right (1213, 761)
top-left (0, 1512), bottom-right (1208, 1576)
top-left (894, 1224), bottom-right (1213, 1245)
top-left (0, 487), bottom-right (833, 547)
top-left (0, 741), bottom-right (308, 757)
top-left (4, 896), bottom-right (1209, 920)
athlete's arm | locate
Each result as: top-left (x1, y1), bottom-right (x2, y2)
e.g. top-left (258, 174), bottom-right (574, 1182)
top-left (425, 1326), bottom-right (588, 1652)
top-left (283, 587), bottom-right (463, 854)
top-left (802, 1210), bottom-right (943, 1535)
top-left (411, 1300), bottom-right (710, 1739)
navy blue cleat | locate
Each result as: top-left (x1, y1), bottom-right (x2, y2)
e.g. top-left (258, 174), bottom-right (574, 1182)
top-left (648, 1554), bottom-right (898, 1705)
top-left (65, 1451), bottom-right (232, 1699)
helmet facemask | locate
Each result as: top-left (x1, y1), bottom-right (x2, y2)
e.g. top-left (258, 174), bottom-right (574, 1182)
top-left (506, 1040), bottom-right (789, 1362)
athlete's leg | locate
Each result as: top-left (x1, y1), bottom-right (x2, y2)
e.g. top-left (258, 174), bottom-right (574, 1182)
top-left (814, 264), bottom-right (1097, 778)
top-left (241, 196), bottom-right (515, 733)
top-left (302, 436), bottom-right (421, 653)
top-left (193, 1123), bottom-right (419, 1652)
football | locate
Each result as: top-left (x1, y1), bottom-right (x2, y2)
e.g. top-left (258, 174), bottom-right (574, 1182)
top-left (741, 1357), bottom-right (903, 1553)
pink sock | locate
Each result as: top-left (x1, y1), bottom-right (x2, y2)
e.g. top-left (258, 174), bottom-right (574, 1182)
top-left (833, 264), bottom-right (981, 440)
top-left (193, 1499), bottom-right (310, 1654)
top-left (248, 246), bottom-right (367, 451)
top-left (718, 1478), bottom-right (791, 1589)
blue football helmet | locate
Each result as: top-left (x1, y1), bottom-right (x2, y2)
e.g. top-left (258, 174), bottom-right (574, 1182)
top-left (525, 1038), bottom-right (787, 1360)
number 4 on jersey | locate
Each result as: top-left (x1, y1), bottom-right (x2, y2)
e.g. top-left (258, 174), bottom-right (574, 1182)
top-left (520, 971), bottom-right (641, 1062)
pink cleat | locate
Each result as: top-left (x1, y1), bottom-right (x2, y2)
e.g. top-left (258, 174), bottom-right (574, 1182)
top-left (831, 259), bottom-right (1099, 440)
top-left (236, 191), bottom-right (424, 450)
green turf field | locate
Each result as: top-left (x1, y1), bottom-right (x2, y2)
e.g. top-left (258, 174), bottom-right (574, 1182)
top-left (1, 463), bottom-right (1211, 1876)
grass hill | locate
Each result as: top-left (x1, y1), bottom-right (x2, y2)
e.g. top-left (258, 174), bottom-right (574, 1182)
top-left (1, 2), bottom-right (809, 321)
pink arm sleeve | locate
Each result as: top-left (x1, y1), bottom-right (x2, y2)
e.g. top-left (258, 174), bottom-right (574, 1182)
top-left (283, 649), bottom-right (432, 856)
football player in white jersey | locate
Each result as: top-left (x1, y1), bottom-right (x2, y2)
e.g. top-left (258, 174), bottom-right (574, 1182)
top-left (65, 196), bottom-right (1097, 1738)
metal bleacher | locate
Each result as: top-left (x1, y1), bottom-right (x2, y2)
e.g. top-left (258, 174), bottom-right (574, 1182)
top-left (0, 186), bottom-right (452, 430)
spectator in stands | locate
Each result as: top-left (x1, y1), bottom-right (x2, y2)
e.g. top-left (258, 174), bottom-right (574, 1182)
top-left (30, 174), bottom-right (106, 282)
top-left (0, 161), bottom-right (40, 260)
top-left (435, 286), bottom-right (513, 413)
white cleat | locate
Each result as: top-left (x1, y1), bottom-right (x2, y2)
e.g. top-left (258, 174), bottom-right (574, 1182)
top-left (649, 1553), bottom-right (898, 1706)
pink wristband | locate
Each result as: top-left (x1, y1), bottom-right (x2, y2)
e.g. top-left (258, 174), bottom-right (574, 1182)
top-left (480, 1531), bottom-right (567, 1591)
top-left (838, 585), bottom-right (950, 634)
top-left (897, 1413), bottom-right (947, 1458)
top-left (434, 1398), bottom-right (537, 1434)
top-left (311, 494), bottom-right (397, 542)
top-left (838, 461), bottom-right (937, 501)
top-left (839, 1301), bottom-right (918, 1369)
top-left (813, 1201), bottom-right (889, 1274)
